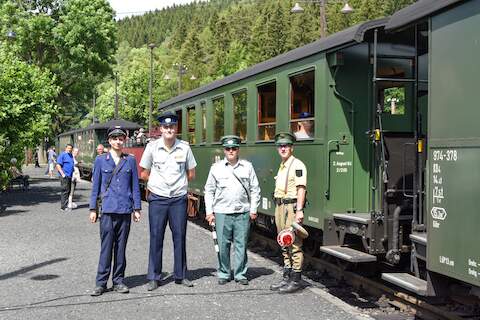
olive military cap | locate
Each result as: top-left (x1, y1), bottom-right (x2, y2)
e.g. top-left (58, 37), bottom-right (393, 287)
top-left (158, 111), bottom-right (178, 125)
top-left (274, 132), bottom-right (296, 145)
top-left (221, 135), bottom-right (241, 147)
top-left (108, 125), bottom-right (127, 138)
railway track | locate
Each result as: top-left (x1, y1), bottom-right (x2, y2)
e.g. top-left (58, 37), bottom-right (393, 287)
top-left (246, 230), bottom-right (476, 320)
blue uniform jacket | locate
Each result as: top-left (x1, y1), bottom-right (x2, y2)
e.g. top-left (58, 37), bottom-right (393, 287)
top-left (89, 153), bottom-right (142, 214)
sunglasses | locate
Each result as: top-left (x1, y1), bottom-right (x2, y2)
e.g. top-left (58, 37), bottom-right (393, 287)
top-left (224, 147), bottom-right (239, 151)
top-left (277, 144), bottom-right (291, 149)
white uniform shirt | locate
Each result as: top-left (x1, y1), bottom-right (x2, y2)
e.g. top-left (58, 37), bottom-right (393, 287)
top-left (140, 137), bottom-right (197, 198)
top-left (204, 158), bottom-right (261, 215)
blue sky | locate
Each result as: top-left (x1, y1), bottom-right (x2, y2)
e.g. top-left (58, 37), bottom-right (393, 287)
top-left (107, 0), bottom-right (203, 19)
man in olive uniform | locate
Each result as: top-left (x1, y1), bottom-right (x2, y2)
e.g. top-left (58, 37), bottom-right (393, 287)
top-left (204, 135), bottom-right (260, 285)
top-left (270, 132), bottom-right (307, 294)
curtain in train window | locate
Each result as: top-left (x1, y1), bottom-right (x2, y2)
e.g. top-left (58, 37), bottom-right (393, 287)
top-left (200, 101), bottom-right (206, 143)
top-left (187, 105), bottom-right (196, 144)
top-left (258, 82), bottom-right (276, 141)
top-left (213, 97), bottom-right (225, 142)
top-left (233, 91), bottom-right (247, 141)
top-left (289, 71), bottom-right (314, 139)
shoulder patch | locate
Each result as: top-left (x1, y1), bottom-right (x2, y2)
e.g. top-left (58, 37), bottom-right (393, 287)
top-left (296, 169), bottom-right (303, 177)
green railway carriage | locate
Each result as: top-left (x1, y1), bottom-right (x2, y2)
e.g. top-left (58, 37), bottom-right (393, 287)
top-left (56, 119), bottom-right (142, 177)
top-left (157, 0), bottom-right (480, 299)
top-left (159, 18), bottom-right (391, 240)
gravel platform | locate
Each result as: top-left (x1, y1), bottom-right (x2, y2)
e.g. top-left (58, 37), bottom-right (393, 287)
top-left (0, 166), bottom-right (382, 320)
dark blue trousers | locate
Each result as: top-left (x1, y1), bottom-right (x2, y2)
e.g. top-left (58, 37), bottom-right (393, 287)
top-left (147, 194), bottom-right (188, 281)
top-left (96, 213), bottom-right (131, 287)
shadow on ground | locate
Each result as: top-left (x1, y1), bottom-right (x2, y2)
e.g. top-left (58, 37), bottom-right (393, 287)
top-left (0, 257), bottom-right (68, 281)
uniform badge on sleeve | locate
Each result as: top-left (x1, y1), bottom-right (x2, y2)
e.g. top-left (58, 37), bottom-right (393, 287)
top-left (296, 169), bottom-right (303, 177)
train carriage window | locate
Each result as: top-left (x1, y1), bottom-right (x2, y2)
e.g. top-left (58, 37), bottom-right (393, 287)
top-left (258, 82), bottom-right (276, 141)
top-left (187, 105), bottom-right (196, 144)
top-left (289, 71), bottom-right (314, 139)
top-left (232, 91), bottom-right (247, 141)
top-left (213, 97), bottom-right (225, 142)
top-left (200, 101), bottom-right (206, 143)
top-left (175, 109), bottom-right (182, 139)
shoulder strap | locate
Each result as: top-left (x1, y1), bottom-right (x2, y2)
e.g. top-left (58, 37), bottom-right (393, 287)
top-left (284, 157), bottom-right (296, 194)
top-left (230, 167), bottom-right (251, 203)
top-left (103, 156), bottom-right (127, 196)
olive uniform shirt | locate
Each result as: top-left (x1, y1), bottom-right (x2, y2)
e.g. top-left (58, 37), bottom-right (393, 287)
top-left (274, 156), bottom-right (307, 198)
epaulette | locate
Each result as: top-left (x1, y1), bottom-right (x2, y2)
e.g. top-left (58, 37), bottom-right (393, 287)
top-left (178, 139), bottom-right (190, 146)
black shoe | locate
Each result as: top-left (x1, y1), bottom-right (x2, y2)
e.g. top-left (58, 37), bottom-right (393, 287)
top-left (270, 268), bottom-right (291, 291)
top-left (279, 271), bottom-right (303, 294)
top-left (218, 278), bottom-right (229, 285)
top-left (113, 283), bottom-right (129, 293)
top-left (235, 279), bottom-right (249, 285)
top-left (147, 280), bottom-right (159, 291)
top-left (91, 286), bottom-right (106, 296)
top-left (175, 279), bottom-right (194, 287)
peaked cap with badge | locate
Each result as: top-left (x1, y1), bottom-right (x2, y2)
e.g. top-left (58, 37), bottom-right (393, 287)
top-left (274, 132), bottom-right (296, 146)
top-left (221, 135), bottom-right (241, 148)
top-left (108, 125), bottom-right (127, 138)
top-left (158, 112), bottom-right (178, 125)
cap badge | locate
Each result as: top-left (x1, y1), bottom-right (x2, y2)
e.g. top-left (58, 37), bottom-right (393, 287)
top-left (227, 139), bottom-right (233, 145)
top-left (165, 118), bottom-right (171, 123)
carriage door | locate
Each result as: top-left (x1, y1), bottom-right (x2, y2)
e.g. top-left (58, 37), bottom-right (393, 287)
top-left (371, 27), bottom-right (427, 244)
top-left (324, 49), bottom-right (360, 214)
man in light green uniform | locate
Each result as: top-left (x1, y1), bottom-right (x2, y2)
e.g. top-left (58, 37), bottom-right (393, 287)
top-left (204, 135), bottom-right (261, 285)
top-left (270, 132), bottom-right (307, 294)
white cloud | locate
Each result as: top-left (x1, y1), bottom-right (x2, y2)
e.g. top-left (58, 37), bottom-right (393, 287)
top-left (107, 0), bottom-right (204, 19)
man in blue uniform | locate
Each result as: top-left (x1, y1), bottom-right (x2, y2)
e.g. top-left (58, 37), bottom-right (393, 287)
top-left (140, 112), bottom-right (197, 291)
top-left (204, 135), bottom-right (261, 285)
top-left (89, 126), bottom-right (142, 296)
top-left (56, 144), bottom-right (74, 211)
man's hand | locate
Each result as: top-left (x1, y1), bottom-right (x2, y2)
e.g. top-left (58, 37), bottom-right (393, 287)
top-left (206, 214), bottom-right (215, 225)
top-left (89, 211), bottom-right (97, 223)
top-left (249, 212), bottom-right (258, 220)
top-left (133, 211), bottom-right (141, 222)
top-left (295, 210), bottom-right (304, 224)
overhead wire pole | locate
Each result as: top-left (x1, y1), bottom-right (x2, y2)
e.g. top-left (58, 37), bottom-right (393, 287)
top-left (114, 72), bottom-right (119, 119)
top-left (291, 1), bottom-right (353, 37)
top-left (319, 0), bottom-right (327, 38)
top-left (148, 43), bottom-right (156, 134)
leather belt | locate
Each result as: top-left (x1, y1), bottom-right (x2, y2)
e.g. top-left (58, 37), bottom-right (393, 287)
top-left (274, 198), bottom-right (297, 205)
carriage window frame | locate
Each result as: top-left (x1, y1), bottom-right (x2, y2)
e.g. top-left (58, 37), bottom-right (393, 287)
top-left (186, 104), bottom-right (196, 145)
top-left (289, 69), bottom-right (315, 141)
top-left (232, 89), bottom-right (248, 142)
top-left (257, 81), bottom-right (276, 142)
top-left (173, 108), bottom-right (183, 139)
top-left (212, 96), bottom-right (225, 143)
top-left (200, 101), bottom-right (207, 144)
top-left (375, 56), bottom-right (413, 117)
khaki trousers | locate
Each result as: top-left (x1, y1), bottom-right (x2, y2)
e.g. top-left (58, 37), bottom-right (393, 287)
top-left (274, 203), bottom-right (303, 271)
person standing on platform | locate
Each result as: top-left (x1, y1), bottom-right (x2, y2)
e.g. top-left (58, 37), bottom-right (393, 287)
top-left (96, 144), bottom-right (105, 156)
top-left (204, 135), bottom-right (260, 285)
top-left (34, 148), bottom-right (40, 168)
top-left (270, 132), bottom-right (308, 294)
top-left (48, 147), bottom-right (57, 179)
top-left (140, 112), bottom-right (197, 291)
top-left (89, 126), bottom-right (141, 296)
top-left (56, 144), bottom-right (74, 212)
top-left (68, 147), bottom-right (81, 209)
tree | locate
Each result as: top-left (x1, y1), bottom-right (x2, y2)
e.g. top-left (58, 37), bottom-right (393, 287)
top-left (0, 48), bottom-right (59, 189)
